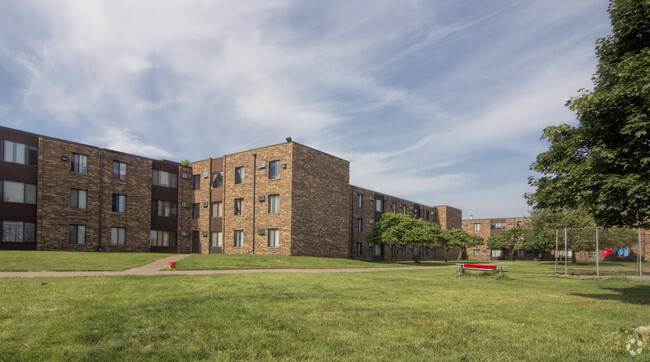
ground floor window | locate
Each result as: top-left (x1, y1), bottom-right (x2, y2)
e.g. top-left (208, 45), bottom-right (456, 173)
top-left (1, 221), bottom-right (36, 242)
top-left (491, 249), bottom-right (504, 258)
top-left (401, 245), bottom-right (406, 256)
top-left (69, 225), bottom-right (86, 245)
top-left (356, 242), bottom-right (363, 256)
top-left (473, 249), bottom-right (480, 257)
top-left (234, 230), bottom-right (243, 247)
top-left (268, 229), bottom-right (279, 247)
top-left (111, 227), bottom-right (126, 246)
top-left (373, 243), bottom-right (382, 257)
top-left (211, 232), bottom-right (223, 247)
top-left (517, 249), bottom-right (525, 258)
top-left (150, 230), bottom-right (177, 247)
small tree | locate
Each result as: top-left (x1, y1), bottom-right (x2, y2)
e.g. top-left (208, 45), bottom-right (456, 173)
top-left (487, 227), bottom-right (525, 260)
top-left (446, 229), bottom-right (484, 261)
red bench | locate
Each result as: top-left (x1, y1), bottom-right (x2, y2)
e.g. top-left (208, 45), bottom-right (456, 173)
top-left (458, 264), bottom-right (505, 276)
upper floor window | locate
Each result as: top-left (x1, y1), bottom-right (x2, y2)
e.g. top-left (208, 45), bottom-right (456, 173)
top-left (193, 175), bottom-right (201, 190)
top-left (1, 180), bottom-right (36, 204)
top-left (112, 161), bottom-right (127, 180)
top-left (234, 198), bottom-right (243, 215)
top-left (152, 169), bottom-right (178, 188)
top-left (401, 205), bottom-right (407, 215)
top-left (375, 199), bottom-right (384, 212)
top-left (71, 153), bottom-right (88, 174)
top-left (212, 172), bottom-right (223, 188)
top-left (425, 211), bottom-right (430, 220)
top-left (69, 224), bottom-right (86, 245)
top-left (391, 202), bottom-right (397, 213)
top-left (268, 194), bottom-right (279, 214)
top-left (235, 167), bottom-right (245, 184)
top-left (357, 218), bottom-right (363, 232)
top-left (1, 221), bottom-right (36, 242)
top-left (112, 194), bottom-right (126, 212)
top-left (269, 160), bottom-right (280, 179)
top-left (151, 200), bottom-right (178, 217)
top-left (1, 140), bottom-right (38, 166)
top-left (211, 201), bottom-right (222, 218)
top-left (414, 208), bottom-right (420, 219)
top-left (70, 189), bottom-right (87, 209)
top-left (491, 222), bottom-right (506, 230)
top-left (357, 194), bottom-right (363, 208)
top-left (192, 203), bottom-right (200, 219)
top-left (473, 223), bottom-right (481, 231)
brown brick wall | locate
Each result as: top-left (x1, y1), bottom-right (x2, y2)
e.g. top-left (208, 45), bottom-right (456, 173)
top-left (191, 159), bottom-right (212, 254)
top-left (222, 150), bottom-right (256, 254)
top-left (291, 143), bottom-right (350, 258)
top-left (463, 217), bottom-right (528, 260)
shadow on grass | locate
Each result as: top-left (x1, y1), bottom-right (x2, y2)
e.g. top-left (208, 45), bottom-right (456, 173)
top-left (570, 284), bottom-right (650, 305)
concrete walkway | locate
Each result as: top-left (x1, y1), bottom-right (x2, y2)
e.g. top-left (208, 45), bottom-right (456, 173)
top-left (0, 255), bottom-right (457, 278)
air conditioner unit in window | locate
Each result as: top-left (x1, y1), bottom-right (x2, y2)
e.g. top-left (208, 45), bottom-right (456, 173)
top-left (257, 195), bottom-right (266, 202)
top-left (369, 220), bottom-right (374, 224)
top-left (369, 196), bottom-right (374, 201)
top-left (202, 172), bottom-right (209, 178)
top-left (182, 173), bottom-right (191, 179)
top-left (257, 229), bottom-right (265, 235)
top-left (181, 202), bottom-right (189, 208)
top-left (180, 231), bottom-right (189, 237)
top-left (201, 231), bottom-right (208, 237)
top-left (281, 163), bottom-right (287, 169)
top-left (202, 201), bottom-right (208, 207)
top-left (257, 161), bottom-right (266, 169)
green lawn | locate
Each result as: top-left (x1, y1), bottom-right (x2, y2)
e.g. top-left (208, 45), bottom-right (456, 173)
top-left (0, 270), bottom-right (648, 360)
top-left (501, 260), bottom-right (650, 277)
top-left (176, 253), bottom-right (413, 270)
top-left (0, 251), bottom-right (173, 271)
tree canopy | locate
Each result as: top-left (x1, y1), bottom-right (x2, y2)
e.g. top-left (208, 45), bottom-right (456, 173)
top-left (526, 0), bottom-right (650, 229)
top-left (366, 213), bottom-right (442, 263)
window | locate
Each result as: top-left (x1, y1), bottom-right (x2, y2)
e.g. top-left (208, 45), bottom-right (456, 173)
top-left (391, 202), bottom-right (397, 213)
top-left (192, 203), bottom-right (200, 219)
top-left (152, 169), bottom-right (178, 188)
top-left (1, 140), bottom-right (37, 166)
top-left (70, 189), bottom-right (87, 209)
top-left (211, 201), bottom-right (222, 218)
top-left (71, 153), bottom-right (88, 174)
top-left (212, 171), bottom-right (223, 188)
top-left (375, 199), bottom-right (384, 212)
top-left (69, 225), bottom-right (86, 245)
top-left (402, 205), bottom-right (407, 215)
top-left (473, 223), bottom-right (481, 231)
top-left (425, 211), bottom-right (430, 220)
top-left (193, 175), bottom-right (200, 190)
top-left (414, 208), bottom-right (420, 219)
top-left (235, 167), bottom-right (245, 184)
top-left (150, 230), bottom-right (177, 247)
top-left (356, 242), bottom-right (363, 256)
top-left (234, 198), bottom-right (243, 215)
top-left (473, 249), bottom-right (481, 257)
top-left (234, 230), bottom-right (243, 247)
top-left (268, 194), bottom-right (279, 214)
top-left (491, 249), bottom-right (504, 258)
top-left (2, 181), bottom-right (36, 204)
top-left (373, 243), bottom-right (382, 257)
top-left (269, 160), bottom-right (280, 179)
top-left (112, 194), bottom-right (126, 212)
top-left (491, 222), bottom-right (506, 230)
top-left (517, 249), bottom-right (525, 258)
top-left (112, 161), bottom-right (127, 180)
top-left (211, 232), bottom-right (223, 247)
top-left (357, 194), bottom-right (363, 208)
top-left (357, 218), bottom-right (363, 232)
top-left (401, 245), bottom-right (406, 256)
top-left (268, 229), bottom-right (279, 247)
top-left (151, 200), bottom-right (177, 217)
top-left (111, 227), bottom-right (126, 245)
top-left (1, 221), bottom-right (35, 242)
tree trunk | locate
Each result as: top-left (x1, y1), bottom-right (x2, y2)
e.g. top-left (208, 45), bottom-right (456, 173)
top-left (444, 247), bottom-right (449, 262)
top-left (457, 247), bottom-right (465, 261)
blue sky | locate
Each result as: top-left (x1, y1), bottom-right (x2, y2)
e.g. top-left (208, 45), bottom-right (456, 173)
top-left (0, 0), bottom-right (611, 218)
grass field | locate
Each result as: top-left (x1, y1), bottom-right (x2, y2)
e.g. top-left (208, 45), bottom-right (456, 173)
top-left (0, 269), bottom-right (648, 360)
top-left (503, 260), bottom-right (649, 277)
top-left (0, 251), bottom-right (172, 271)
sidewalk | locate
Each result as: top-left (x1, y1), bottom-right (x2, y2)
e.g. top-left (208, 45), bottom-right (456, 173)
top-left (0, 255), bottom-right (457, 278)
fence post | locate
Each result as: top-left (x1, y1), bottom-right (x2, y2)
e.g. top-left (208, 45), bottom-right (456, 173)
top-left (595, 226), bottom-right (599, 278)
top-left (564, 228), bottom-right (568, 276)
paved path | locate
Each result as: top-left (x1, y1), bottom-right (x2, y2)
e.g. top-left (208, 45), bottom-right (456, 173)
top-left (0, 255), bottom-right (457, 278)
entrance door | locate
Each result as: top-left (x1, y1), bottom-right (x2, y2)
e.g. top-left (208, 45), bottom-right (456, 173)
top-left (192, 231), bottom-right (201, 253)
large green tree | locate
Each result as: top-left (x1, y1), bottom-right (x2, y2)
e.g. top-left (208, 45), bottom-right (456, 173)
top-left (486, 227), bottom-right (525, 260)
top-left (366, 213), bottom-right (441, 263)
top-left (526, 0), bottom-right (650, 228)
top-left (445, 229), bottom-right (484, 261)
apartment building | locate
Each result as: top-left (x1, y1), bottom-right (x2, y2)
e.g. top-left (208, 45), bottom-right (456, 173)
top-left (461, 217), bottom-right (531, 260)
top-left (1, 126), bottom-right (461, 259)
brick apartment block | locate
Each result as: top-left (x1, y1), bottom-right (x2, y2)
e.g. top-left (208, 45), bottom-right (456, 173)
top-left (1, 126), bottom-right (462, 260)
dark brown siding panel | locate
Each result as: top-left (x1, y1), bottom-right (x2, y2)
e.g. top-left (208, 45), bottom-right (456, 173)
top-left (151, 161), bottom-right (180, 174)
top-left (0, 127), bottom-right (39, 146)
top-left (152, 186), bottom-right (178, 201)
top-left (0, 204), bottom-right (37, 221)
top-left (0, 242), bottom-right (36, 250)
top-left (150, 245), bottom-right (177, 253)
top-left (151, 216), bottom-right (178, 231)
top-left (0, 163), bottom-right (38, 184)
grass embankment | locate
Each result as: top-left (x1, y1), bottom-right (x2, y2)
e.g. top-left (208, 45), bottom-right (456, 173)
top-left (0, 251), bottom-right (173, 271)
top-left (176, 254), bottom-right (415, 270)
top-left (0, 270), bottom-right (648, 360)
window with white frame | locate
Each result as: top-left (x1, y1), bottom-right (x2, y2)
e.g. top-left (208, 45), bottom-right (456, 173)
top-left (152, 169), bottom-right (178, 188)
top-left (268, 194), bottom-right (279, 214)
top-left (235, 167), bottom-right (245, 184)
top-left (357, 194), bottom-right (363, 208)
top-left (112, 161), bottom-right (127, 180)
top-left (268, 229), bottom-right (279, 247)
top-left (491, 249), bottom-right (504, 258)
top-left (234, 230), bottom-right (244, 247)
top-left (211, 201), bottom-right (222, 217)
top-left (1, 140), bottom-right (38, 165)
top-left (70, 189), bottom-right (87, 209)
top-left (71, 153), bottom-right (88, 174)
top-left (69, 225), bottom-right (86, 245)
top-left (357, 218), bottom-right (363, 232)
top-left (375, 199), bottom-right (383, 212)
top-left (473, 223), bottom-right (481, 231)
top-left (1, 221), bottom-right (35, 242)
top-left (111, 227), bottom-right (126, 245)
top-left (391, 202), bottom-right (396, 213)
top-left (473, 249), bottom-right (480, 257)
top-left (401, 205), bottom-right (407, 215)
top-left (491, 222), bottom-right (506, 230)
top-left (269, 160), bottom-right (280, 179)
top-left (2, 180), bottom-right (36, 204)
top-left (211, 231), bottom-right (223, 247)
top-left (112, 194), bottom-right (126, 212)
